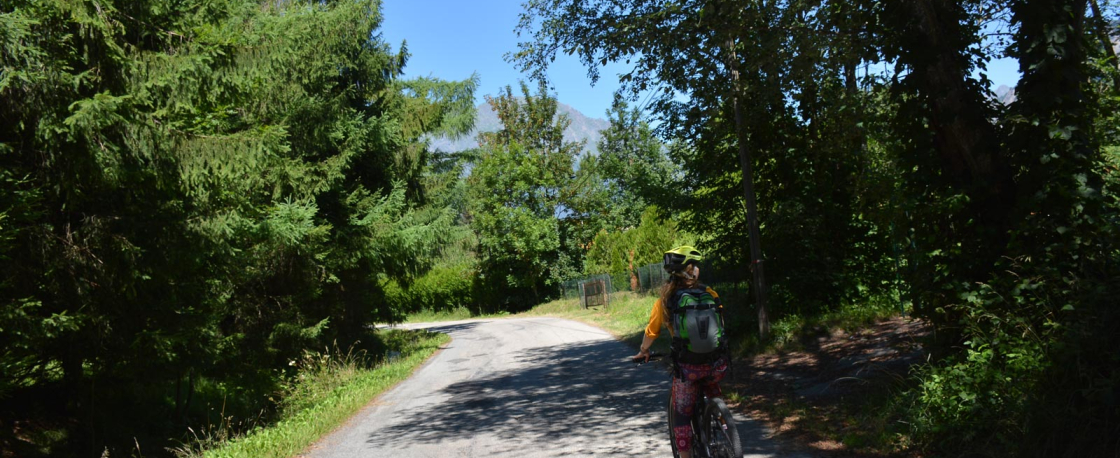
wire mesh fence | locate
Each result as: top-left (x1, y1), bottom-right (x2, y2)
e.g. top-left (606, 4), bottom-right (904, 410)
top-left (560, 262), bottom-right (674, 308)
top-left (561, 261), bottom-right (753, 307)
top-left (561, 273), bottom-right (615, 299)
top-left (634, 262), bottom-right (670, 293)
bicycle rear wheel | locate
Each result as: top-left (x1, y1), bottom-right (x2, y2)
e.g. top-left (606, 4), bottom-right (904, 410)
top-left (667, 395), bottom-right (683, 458)
top-left (703, 398), bottom-right (743, 458)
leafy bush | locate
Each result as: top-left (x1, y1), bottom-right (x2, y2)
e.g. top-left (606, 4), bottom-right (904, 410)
top-left (382, 261), bottom-right (477, 318)
top-left (906, 248), bottom-right (1119, 457)
top-left (907, 313), bottom-right (1044, 454)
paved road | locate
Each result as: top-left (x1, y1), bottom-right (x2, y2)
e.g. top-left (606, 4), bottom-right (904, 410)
top-left (304, 317), bottom-right (803, 457)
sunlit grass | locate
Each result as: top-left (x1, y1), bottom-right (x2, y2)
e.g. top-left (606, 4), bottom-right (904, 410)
top-left (520, 289), bottom-right (905, 357)
top-left (184, 330), bottom-right (449, 458)
top-left (402, 305), bottom-right (509, 323)
top-left (765, 296), bottom-right (907, 353)
top-left (400, 292), bottom-right (661, 342)
top-left (519, 291), bottom-right (673, 353)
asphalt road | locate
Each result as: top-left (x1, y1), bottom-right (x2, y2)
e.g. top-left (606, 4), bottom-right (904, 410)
top-left (303, 317), bottom-right (803, 457)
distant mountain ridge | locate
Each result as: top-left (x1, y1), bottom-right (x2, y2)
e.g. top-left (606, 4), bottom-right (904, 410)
top-left (428, 101), bottom-right (611, 154)
top-left (995, 84), bottom-right (1017, 105)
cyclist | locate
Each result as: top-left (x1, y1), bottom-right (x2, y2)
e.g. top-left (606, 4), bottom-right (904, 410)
top-left (634, 245), bottom-right (730, 458)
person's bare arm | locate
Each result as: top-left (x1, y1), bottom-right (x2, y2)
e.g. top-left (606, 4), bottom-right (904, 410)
top-left (633, 334), bottom-right (656, 362)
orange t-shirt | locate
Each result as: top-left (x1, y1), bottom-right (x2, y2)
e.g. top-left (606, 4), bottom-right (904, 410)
top-left (644, 286), bottom-right (720, 339)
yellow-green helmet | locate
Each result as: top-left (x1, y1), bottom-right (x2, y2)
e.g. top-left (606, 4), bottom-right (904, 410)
top-left (663, 245), bottom-right (703, 274)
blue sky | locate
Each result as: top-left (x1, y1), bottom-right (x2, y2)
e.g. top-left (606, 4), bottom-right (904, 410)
top-left (380, 0), bottom-right (631, 120)
top-left (380, 0), bottom-right (1021, 120)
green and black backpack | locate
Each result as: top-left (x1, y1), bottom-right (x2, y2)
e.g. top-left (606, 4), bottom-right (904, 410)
top-left (667, 286), bottom-right (727, 364)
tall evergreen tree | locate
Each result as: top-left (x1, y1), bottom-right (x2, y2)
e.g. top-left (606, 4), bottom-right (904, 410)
top-left (0, 0), bottom-right (475, 454)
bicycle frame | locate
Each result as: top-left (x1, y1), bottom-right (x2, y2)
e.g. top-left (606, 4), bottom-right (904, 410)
top-left (666, 376), bottom-right (742, 458)
top-left (632, 351), bottom-right (741, 458)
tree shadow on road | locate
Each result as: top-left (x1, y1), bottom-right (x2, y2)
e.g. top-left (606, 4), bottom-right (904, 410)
top-left (408, 321), bottom-right (486, 336)
top-left (365, 334), bottom-right (775, 456)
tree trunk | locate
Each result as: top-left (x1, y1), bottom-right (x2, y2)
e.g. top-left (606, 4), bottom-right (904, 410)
top-left (1089, 0), bottom-right (1119, 84)
top-left (185, 368), bottom-right (195, 421)
top-left (628, 249), bottom-right (639, 291)
top-left (726, 39), bottom-right (771, 341)
top-left (1090, 0), bottom-right (1118, 60)
top-left (907, 0), bottom-right (1017, 280)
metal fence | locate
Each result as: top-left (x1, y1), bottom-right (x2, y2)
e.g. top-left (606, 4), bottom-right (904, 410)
top-left (561, 261), bottom-right (751, 301)
top-left (634, 262), bottom-right (671, 293)
top-left (561, 273), bottom-right (610, 295)
top-left (560, 273), bottom-right (615, 308)
top-left (561, 262), bottom-right (671, 306)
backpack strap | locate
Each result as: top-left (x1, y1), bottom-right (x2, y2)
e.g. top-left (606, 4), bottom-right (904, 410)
top-left (670, 287), bottom-right (716, 310)
top-left (709, 288), bottom-right (723, 310)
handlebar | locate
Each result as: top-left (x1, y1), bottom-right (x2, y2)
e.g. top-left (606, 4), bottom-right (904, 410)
top-left (632, 351), bottom-right (666, 365)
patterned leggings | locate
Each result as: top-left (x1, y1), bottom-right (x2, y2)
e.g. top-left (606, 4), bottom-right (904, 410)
top-left (671, 357), bottom-right (729, 452)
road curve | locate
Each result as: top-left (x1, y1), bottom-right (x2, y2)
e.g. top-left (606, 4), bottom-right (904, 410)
top-left (302, 317), bottom-right (804, 457)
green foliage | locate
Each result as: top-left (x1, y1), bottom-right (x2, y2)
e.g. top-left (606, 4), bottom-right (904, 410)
top-left (898, 1), bottom-right (1120, 455)
top-left (584, 206), bottom-right (683, 279)
top-left (595, 94), bottom-right (679, 220)
top-left (516, 0), bottom-right (1120, 456)
top-left (466, 81), bottom-right (584, 306)
top-left (0, 0), bottom-right (475, 455)
top-left (907, 291), bottom-right (1047, 454)
top-left (382, 260), bottom-right (477, 317)
top-left (515, 0), bottom-right (896, 315)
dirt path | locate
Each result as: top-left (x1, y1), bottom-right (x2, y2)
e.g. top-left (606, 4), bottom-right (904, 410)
top-left (726, 316), bottom-right (931, 456)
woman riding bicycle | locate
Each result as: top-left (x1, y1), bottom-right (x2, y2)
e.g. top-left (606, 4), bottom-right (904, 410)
top-left (634, 245), bottom-right (730, 458)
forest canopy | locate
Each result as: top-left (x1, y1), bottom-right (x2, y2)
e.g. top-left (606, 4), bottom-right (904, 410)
top-left (2, 0), bottom-right (1119, 456)
top-left (1, 0), bottom-right (476, 454)
top-left (512, 0), bottom-right (1120, 455)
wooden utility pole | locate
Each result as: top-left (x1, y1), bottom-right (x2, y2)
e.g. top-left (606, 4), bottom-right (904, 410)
top-left (726, 38), bottom-right (771, 341)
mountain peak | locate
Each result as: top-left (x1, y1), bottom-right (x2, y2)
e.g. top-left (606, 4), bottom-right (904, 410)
top-left (428, 101), bottom-right (611, 154)
top-left (994, 84), bottom-right (1017, 105)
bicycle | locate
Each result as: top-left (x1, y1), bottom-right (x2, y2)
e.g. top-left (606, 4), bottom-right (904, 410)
top-left (634, 352), bottom-right (743, 458)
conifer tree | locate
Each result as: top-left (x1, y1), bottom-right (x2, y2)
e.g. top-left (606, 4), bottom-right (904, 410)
top-left (0, 0), bottom-right (475, 453)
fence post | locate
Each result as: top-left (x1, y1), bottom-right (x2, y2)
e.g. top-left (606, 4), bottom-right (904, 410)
top-left (604, 277), bottom-right (611, 308)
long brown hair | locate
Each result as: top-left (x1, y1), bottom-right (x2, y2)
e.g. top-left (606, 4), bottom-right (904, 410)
top-left (658, 274), bottom-right (696, 334)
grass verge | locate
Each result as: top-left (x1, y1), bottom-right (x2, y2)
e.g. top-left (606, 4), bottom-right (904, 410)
top-left (399, 293), bottom-right (661, 348)
top-left (190, 329), bottom-right (449, 458)
top-left (765, 298), bottom-right (908, 353)
top-left (520, 292), bottom-right (657, 346)
top-left (403, 306), bottom-right (508, 323)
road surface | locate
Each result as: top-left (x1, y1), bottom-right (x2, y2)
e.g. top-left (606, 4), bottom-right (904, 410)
top-left (304, 317), bottom-right (805, 457)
